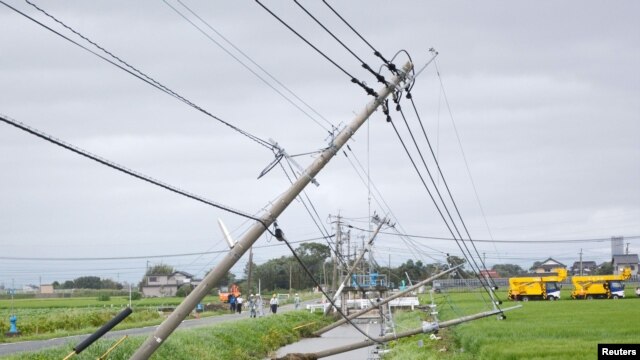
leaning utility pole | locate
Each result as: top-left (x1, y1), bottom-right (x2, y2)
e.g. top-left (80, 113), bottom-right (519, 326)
top-left (130, 61), bottom-right (414, 359)
top-left (282, 305), bottom-right (521, 359)
top-left (314, 265), bottom-right (461, 336)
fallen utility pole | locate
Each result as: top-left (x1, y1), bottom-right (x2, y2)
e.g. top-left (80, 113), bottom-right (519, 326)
top-left (279, 305), bottom-right (521, 359)
top-left (314, 265), bottom-right (461, 336)
top-left (130, 61), bottom-right (414, 359)
top-left (324, 217), bottom-right (386, 315)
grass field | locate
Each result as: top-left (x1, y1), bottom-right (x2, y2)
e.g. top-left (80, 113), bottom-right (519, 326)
top-left (0, 311), bottom-right (332, 360)
top-left (0, 295), bottom-right (220, 309)
top-left (0, 295), bottom-right (223, 342)
top-left (384, 288), bottom-right (640, 360)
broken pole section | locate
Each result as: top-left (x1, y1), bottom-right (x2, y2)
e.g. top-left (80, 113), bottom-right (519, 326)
top-left (280, 305), bottom-right (521, 360)
top-left (130, 61), bottom-right (414, 360)
top-left (314, 265), bottom-right (461, 336)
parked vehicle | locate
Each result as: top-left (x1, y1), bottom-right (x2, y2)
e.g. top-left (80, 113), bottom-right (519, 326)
top-left (571, 268), bottom-right (631, 300)
top-left (218, 284), bottom-right (241, 303)
top-left (508, 268), bottom-right (567, 301)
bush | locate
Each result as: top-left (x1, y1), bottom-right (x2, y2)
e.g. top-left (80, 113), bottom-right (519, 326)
top-left (97, 293), bottom-right (111, 301)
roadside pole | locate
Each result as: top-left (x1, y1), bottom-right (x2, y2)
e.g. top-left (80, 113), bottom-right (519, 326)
top-left (130, 61), bottom-right (414, 359)
top-left (314, 265), bottom-right (461, 336)
top-left (282, 305), bottom-right (521, 359)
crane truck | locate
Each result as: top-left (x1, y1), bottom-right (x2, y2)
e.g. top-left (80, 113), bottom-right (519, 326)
top-left (508, 268), bottom-right (567, 301)
top-left (571, 268), bottom-right (631, 300)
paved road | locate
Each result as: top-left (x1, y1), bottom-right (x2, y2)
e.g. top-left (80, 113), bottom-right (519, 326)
top-left (0, 300), bottom-right (313, 357)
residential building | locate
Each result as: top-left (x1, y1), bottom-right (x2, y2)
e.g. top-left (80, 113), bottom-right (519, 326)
top-left (141, 271), bottom-right (200, 297)
top-left (612, 254), bottom-right (639, 276)
top-left (531, 258), bottom-right (566, 273)
top-left (570, 261), bottom-right (597, 276)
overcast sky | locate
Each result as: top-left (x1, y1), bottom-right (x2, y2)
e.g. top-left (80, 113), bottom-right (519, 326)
top-left (1, 0), bottom-right (638, 288)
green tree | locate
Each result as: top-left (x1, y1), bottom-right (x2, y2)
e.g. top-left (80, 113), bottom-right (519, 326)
top-left (73, 276), bottom-right (102, 289)
top-left (146, 264), bottom-right (175, 276)
top-left (51, 281), bottom-right (60, 289)
top-left (596, 261), bottom-right (613, 275)
top-left (491, 264), bottom-right (525, 277)
top-left (62, 280), bottom-right (75, 289)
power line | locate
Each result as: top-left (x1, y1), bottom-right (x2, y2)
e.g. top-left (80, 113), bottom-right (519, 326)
top-left (4, 0), bottom-right (273, 150)
top-left (347, 225), bottom-right (640, 244)
top-left (292, 0), bottom-right (387, 85)
top-left (320, 0), bottom-right (396, 73)
top-left (0, 113), bottom-right (265, 226)
top-left (164, 0), bottom-right (335, 134)
top-left (254, 0), bottom-right (377, 97)
top-left (0, 234), bottom-right (333, 261)
top-left (386, 109), bottom-right (496, 307)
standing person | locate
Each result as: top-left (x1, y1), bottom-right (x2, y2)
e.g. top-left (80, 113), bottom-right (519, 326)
top-left (294, 293), bottom-right (301, 310)
top-left (236, 295), bottom-right (244, 314)
top-left (256, 294), bottom-right (265, 317)
top-left (249, 294), bottom-right (257, 318)
top-left (229, 294), bottom-right (236, 313)
top-left (270, 294), bottom-right (279, 314)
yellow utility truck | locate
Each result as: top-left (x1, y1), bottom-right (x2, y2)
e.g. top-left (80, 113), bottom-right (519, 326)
top-left (571, 268), bottom-right (631, 300)
top-left (508, 268), bottom-right (567, 301)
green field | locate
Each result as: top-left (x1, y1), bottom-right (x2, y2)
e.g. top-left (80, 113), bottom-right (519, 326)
top-left (0, 311), bottom-right (332, 360)
top-left (0, 295), bottom-right (224, 342)
top-left (385, 288), bottom-right (640, 360)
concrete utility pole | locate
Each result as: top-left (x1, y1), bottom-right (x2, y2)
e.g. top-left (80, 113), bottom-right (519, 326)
top-left (331, 214), bottom-right (342, 292)
top-left (247, 246), bottom-right (253, 294)
top-left (282, 305), bottom-right (520, 359)
top-left (324, 218), bottom-right (386, 315)
top-left (579, 248), bottom-right (583, 276)
top-left (314, 265), bottom-right (460, 336)
top-left (130, 62), bottom-right (414, 360)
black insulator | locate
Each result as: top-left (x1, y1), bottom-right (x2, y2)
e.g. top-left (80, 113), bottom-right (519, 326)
top-left (406, 92), bottom-right (412, 99)
top-left (396, 104), bottom-right (401, 111)
top-left (275, 228), bottom-right (284, 241)
top-left (386, 115), bottom-right (391, 123)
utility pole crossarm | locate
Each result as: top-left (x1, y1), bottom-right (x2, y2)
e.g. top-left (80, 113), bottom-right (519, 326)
top-left (130, 61), bottom-right (413, 359)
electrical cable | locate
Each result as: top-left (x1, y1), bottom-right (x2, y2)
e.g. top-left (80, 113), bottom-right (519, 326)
top-left (0, 113), bottom-right (269, 228)
top-left (277, 230), bottom-right (382, 344)
top-left (320, 0), bottom-right (397, 73)
top-left (164, 0), bottom-right (335, 134)
top-left (254, 0), bottom-right (378, 98)
top-left (292, 0), bottom-right (387, 85)
top-left (0, 234), bottom-right (333, 261)
top-left (386, 111), bottom-right (496, 308)
top-left (7, 0), bottom-right (273, 151)
top-left (394, 104), bottom-right (500, 294)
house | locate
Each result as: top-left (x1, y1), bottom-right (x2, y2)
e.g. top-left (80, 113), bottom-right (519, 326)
top-left (479, 270), bottom-right (500, 278)
top-left (531, 258), bottom-right (566, 273)
top-left (570, 261), bottom-right (597, 276)
top-left (40, 284), bottom-right (54, 294)
top-left (612, 254), bottom-right (639, 276)
top-left (22, 284), bottom-right (39, 293)
top-left (142, 271), bottom-right (200, 297)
